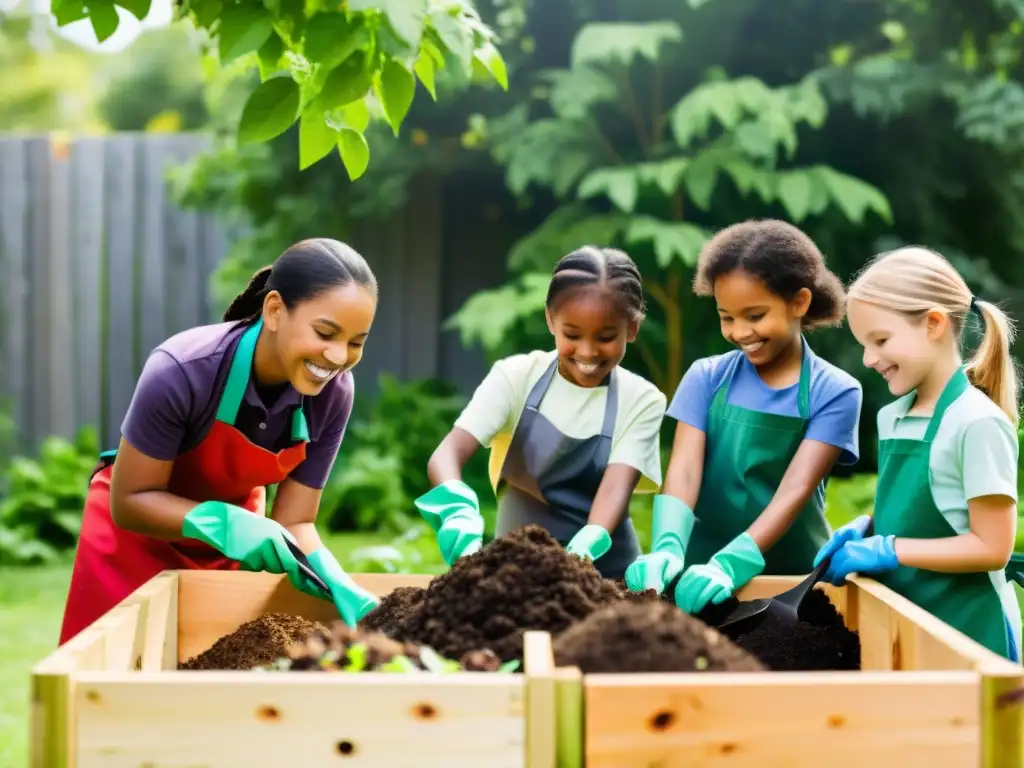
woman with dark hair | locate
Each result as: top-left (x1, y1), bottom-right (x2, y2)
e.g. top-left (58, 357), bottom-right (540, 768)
top-left (60, 238), bottom-right (380, 644)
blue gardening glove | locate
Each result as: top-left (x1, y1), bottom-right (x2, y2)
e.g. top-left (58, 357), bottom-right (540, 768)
top-left (566, 524), bottom-right (612, 562)
top-left (182, 501), bottom-right (307, 591)
top-left (823, 534), bottom-right (899, 586)
top-left (813, 514), bottom-right (873, 568)
top-left (305, 548), bottom-right (379, 628)
top-left (624, 495), bottom-right (695, 593)
top-left (414, 480), bottom-right (484, 566)
top-left (673, 532), bottom-right (765, 615)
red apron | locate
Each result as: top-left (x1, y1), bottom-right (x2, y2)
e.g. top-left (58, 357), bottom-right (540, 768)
top-left (59, 319), bottom-right (310, 644)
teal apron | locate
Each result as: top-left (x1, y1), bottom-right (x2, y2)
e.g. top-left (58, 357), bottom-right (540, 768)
top-left (874, 367), bottom-right (1021, 661)
top-left (687, 340), bottom-right (829, 575)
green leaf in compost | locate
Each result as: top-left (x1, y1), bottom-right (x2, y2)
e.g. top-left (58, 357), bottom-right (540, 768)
top-left (498, 660), bottom-right (521, 673)
top-left (377, 59), bottom-right (416, 135)
top-left (345, 643), bottom-right (368, 672)
top-left (338, 129), bottom-right (370, 180)
top-left (218, 1), bottom-right (273, 64)
top-left (238, 75), bottom-right (301, 145)
top-left (87, 0), bottom-right (119, 43)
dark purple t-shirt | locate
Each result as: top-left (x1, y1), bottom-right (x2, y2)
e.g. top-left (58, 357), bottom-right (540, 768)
top-left (121, 321), bottom-right (354, 490)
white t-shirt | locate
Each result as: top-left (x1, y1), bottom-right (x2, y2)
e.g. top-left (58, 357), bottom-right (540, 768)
top-left (454, 349), bottom-right (667, 495)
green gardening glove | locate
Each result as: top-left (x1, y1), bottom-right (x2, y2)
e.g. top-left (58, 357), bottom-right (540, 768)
top-left (566, 524), bottom-right (612, 562)
top-left (624, 495), bottom-right (695, 593)
top-left (414, 480), bottom-right (484, 566)
top-left (181, 501), bottom-right (307, 592)
top-left (673, 532), bottom-right (765, 615)
top-left (305, 548), bottom-right (380, 628)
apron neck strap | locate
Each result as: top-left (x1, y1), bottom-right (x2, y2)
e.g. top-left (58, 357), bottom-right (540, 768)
top-left (922, 366), bottom-right (970, 442)
top-left (527, 357), bottom-right (619, 439)
top-left (216, 320), bottom-right (262, 426)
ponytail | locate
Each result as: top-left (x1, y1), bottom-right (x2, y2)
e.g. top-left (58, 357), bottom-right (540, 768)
top-left (966, 300), bottom-right (1020, 426)
top-left (223, 266), bottom-right (272, 323)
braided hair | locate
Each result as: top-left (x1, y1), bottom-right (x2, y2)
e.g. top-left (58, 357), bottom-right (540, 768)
top-left (546, 246), bottom-right (646, 323)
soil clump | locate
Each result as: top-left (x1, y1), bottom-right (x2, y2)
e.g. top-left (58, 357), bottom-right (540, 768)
top-left (364, 525), bottom-right (622, 663)
top-left (179, 613), bottom-right (327, 670)
top-left (553, 600), bottom-right (767, 673)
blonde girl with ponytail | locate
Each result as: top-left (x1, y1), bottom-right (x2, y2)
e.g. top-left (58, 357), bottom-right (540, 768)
top-left (815, 246), bottom-right (1022, 661)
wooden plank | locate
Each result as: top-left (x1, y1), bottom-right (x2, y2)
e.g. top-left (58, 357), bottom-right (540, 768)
top-left (46, 135), bottom-right (76, 439)
top-left (583, 672), bottom-right (980, 767)
top-left (523, 631), bottom-right (556, 767)
top-left (103, 136), bottom-right (139, 444)
top-left (74, 673), bottom-right (525, 768)
top-left (138, 136), bottom-right (171, 362)
top-left (0, 138), bottom-right (30, 443)
top-left (70, 138), bottom-right (105, 442)
top-left (26, 136), bottom-right (51, 445)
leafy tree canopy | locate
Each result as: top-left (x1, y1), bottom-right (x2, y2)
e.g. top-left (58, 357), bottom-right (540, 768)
top-left (51, 0), bottom-right (509, 177)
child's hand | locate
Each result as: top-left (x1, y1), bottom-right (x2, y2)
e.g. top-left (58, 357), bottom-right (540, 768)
top-left (823, 534), bottom-right (899, 586)
top-left (813, 514), bottom-right (873, 568)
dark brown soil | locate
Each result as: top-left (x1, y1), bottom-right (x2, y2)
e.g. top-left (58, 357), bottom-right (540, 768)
top-left (360, 586), bottom-right (425, 637)
top-left (178, 613), bottom-right (328, 670)
top-left (696, 589), bottom-right (861, 671)
top-left (362, 525), bottom-right (622, 663)
top-left (553, 600), bottom-right (767, 673)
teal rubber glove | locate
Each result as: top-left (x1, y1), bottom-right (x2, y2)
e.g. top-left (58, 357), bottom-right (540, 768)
top-left (624, 495), bottom-right (695, 593)
top-left (181, 501), bottom-right (306, 591)
top-left (673, 532), bottom-right (765, 615)
top-left (813, 514), bottom-right (872, 568)
top-left (414, 480), bottom-right (484, 566)
top-left (566, 524), bottom-right (612, 562)
top-left (305, 548), bottom-right (380, 628)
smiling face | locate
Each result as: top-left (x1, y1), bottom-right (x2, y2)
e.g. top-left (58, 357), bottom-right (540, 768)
top-left (265, 282), bottom-right (377, 396)
top-left (546, 285), bottom-right (638, 388)
top-left (847, 298), bottom-right (950, 397)
top-left (713, 269), bottom-right (810, 367)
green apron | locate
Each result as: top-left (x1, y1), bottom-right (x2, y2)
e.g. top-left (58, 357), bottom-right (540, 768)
top-left (874, 367), bottom-right (1021, 660)
top-left (688, 340), bottom-right (829, 575)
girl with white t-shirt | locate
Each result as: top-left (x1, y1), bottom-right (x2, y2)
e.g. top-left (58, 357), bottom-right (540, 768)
top-left (414, 246), bottom-right (666, 579)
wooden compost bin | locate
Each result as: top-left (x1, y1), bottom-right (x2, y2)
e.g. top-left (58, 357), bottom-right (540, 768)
top-left (30, 571), bottom-right (1024, 767)
top-left (567, 576), bottom-right (1024, 767)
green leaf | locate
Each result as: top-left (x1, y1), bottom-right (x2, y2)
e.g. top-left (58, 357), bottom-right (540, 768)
top-left (671, 77), bottom-right (773, 149)
top-left (431, 7), bottom-right (475, 67)
top-left (335, 99), bottom-right (370, 133)
top-left (539, 66), bottom-right (618, 121)
top-left (218, 1), bottom-right (273, 64)
top-left (577, 167), bottom-right (639, 212)
top-left (444, 272), bottom-right (551, 352)
top-left (625, 217), bottom-right (709, 267)
top-left (53, 0), bottom-right (88, 26)
top-left (320, 52), bottom-right (373, 108)
top-left (571, 21), bottom-right (682, 69)
top-left (498, 659), bottom-right (521, 673)
top-left (257, 32), bottom-right (285, 80)
top-left (299, 105), bottom-right (337, 170)
top-left (472, 42), bottom-right (508, 90)
top-left (683, 152), bottom-right (720, 210)
top-left (500, 118), bottom-right (602, 198)
top-left (238, 75), bottom-right (301, 144)
top-left (775, 170), bottom-right (816, 221)
top-left (813, 166), bottom-right (893, 224)
top-left (414, 51), bottom-right (437, 100)
top-left (720, 157), bottom-right (775, 202)
top-left (189, 0), bottom-right (222, 28)
top-left (636, 157), bottom-right (689, 197)
top-left (87, 0), bottom-right (119, 43)
top-left (303, 12), bottom-right (369, 71)
top-left (118, 0), bottom-right (151, 21)
top-left (350, 0), bottom-right (427, 50)
top-left (338, 129), bottom-right (370, 180)
top-left (377, 59), bottom-right (416, 136)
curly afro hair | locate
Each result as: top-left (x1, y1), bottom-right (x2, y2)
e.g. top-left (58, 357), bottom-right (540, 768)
top-left (693, 220), bottom-right (846, 329)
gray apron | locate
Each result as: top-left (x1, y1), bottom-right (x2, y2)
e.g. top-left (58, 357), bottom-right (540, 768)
top-left (495, 358), bottom-right (641, 579)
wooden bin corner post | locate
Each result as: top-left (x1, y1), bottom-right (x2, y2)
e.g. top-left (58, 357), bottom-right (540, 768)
top-left (523, 631), bottom-right (583, 768)
top-left (30, 571), bottom-right (177, 768)
top-left (980, 660), bottom-right (1024, 768)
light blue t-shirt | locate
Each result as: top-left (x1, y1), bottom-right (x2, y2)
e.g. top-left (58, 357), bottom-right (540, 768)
top-left (667, 344), bottom-right (864, 465)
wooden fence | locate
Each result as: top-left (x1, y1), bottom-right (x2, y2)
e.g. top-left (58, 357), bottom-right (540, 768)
top-left (0, 133), bottom-right (226, 452)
